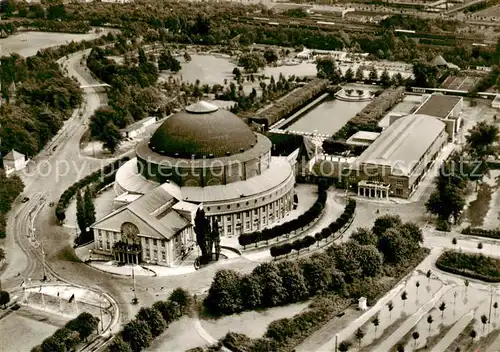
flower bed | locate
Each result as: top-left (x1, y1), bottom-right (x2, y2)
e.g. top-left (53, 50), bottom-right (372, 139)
top-left (436, 250), bottom-right (500, 283)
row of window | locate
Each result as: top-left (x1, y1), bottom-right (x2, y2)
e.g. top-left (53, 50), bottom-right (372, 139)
top-left (206, 188), bottom-right (288, 212)
top-left (99, 240), bottom-right (169, 262)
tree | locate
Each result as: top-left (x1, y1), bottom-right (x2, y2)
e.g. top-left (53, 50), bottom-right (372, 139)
top-left (65, 312), bottom-right (99, 341)
top-left (316, 57), bottom-right (341, 83)
top-left (344, 67), bottom-right (354, 82)
top-left (122, 319), bottom-right (153, 352)
top-left (388, 300), bottom-right (394, 321)
top-left (350, 227), bottom-right (378, 246)
top-left (277, 261), bottom-right (308, 303)
top-left (412, 331), bottom-right (420, 349)
top-left (470, 329), bottom-right (477, 342)
top-left (466, 121), bottom-right (499, 159)
top-left (194, 208), bottom-right (209, 264)
top-left (401, 291), bottom-right (408, 309)
top-left (412, 62), bottom-right (438, 88)
top-left (481, 314), bottom-right (488, 332)
top-left (135, 307), bottom-right (166, 337)
top-left (416, 281), bottom-right (420, 295)
top-left (368, 66), bottom-right (378, 81)
top-left (355, 66), bottom-right (364, 81)
top-left (372, 214), bottom-right (402, 237)
top-left (427, 270), bottom-right (432, 283)
top-left (252, 262), bottom-right (287, 307)
top-left (380, 69), bottom-right (391, 87)
top-left (75, 190), bottom-right (86, 236)
top-left (355, 244), bottom-right (383, 277)
top-left (452, 237), bottom-right (457, 245)
top-left (427, 315), bottom-right (434, 332)
top-left (372, 315), bottom-right (380, 336)
top-left (238, 53), bottom-right (266, 73)
top-left (84, 187), bottom-right (95, 227)
top-left (0, 248), bottom-right (4, 262)
top-left (338, 341), bottom-right (350, 352)
top-left (240, 274), bottom-right (262, 310)
top-left (439, 302), bottom-right (446, 319)
top-left (108, 336), bottom-right (132, 352)
top-left (101, 121), bottom-right (122, 153)
top-left (396, 344), bottom-right (405, 352)
top-left (478, 242), bottom-right (483, 249)
top-left (183, 52), bottom-right (192, 62)
top-left (204, 269), bottom-right (242, 315)
top-left (0, 290), bottom-right (10, 308)
top-left (263, 48), bottom-right (279, 64)
top-left (168, 288), bottom-right (191, 314)
top-left (494, 302), bottom-right (498, 317)
top-left (152, 300), bottom-right (178, 324)
top-left (355, 328), bottom-right (365, 348)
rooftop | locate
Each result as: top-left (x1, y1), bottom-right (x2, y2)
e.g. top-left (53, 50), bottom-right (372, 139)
top-left (148, 101), bottom-right (257, 159)
top-left (413, 94), bottom-right (462, 119)
top-left (354, 114), bottom-right (446, 176)
top-left (4, 149), bottom-right (25, 161)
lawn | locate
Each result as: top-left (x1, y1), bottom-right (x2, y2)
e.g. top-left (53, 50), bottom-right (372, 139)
top-left (0, 312), bottom-right (58, 351)
top-left (436, 251), bottom-right (500, 282)
top-left (466, 183), bottom-right (492, 227)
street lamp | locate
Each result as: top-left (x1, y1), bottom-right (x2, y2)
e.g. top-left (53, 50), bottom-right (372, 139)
top-left (88, 249), bottom-right (93, 262)
top-left (41, 242), bottom-right (47, 281)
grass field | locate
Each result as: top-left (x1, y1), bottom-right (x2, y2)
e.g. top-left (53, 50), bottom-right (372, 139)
top-left (0, 312), bottom-right (58, 350)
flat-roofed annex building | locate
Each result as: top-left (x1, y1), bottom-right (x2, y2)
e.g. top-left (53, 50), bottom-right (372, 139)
top-left (350, 114), bottom-right (448, 199)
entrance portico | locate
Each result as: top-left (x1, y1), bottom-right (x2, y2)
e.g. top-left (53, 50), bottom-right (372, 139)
top-left (113, 241), bottom-right (142, 265)
top-left (357, 180), bottom-right (390, 199)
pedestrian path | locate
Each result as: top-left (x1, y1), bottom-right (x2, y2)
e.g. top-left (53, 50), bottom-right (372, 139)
top-left (373, 285), bottom-right (452, 351)
top-left (431, 309), bottom-right (474, 352)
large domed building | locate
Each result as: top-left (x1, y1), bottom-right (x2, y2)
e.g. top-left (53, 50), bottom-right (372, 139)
top-left (91, 102), bottom-right (296, 266)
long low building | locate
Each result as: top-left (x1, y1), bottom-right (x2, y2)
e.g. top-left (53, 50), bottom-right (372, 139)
top-left (350, 114), bottom-right (448, 199)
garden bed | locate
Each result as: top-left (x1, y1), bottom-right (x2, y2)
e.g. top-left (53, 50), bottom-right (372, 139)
top-left (436, 250), bottom-right (500, 283)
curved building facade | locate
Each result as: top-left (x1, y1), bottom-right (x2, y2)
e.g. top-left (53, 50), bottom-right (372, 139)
top-left (111, 101), bottom-right (296, 239)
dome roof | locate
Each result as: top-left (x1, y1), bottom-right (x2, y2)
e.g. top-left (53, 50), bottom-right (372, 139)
top-left (149, 101), bottom-right (257, 158)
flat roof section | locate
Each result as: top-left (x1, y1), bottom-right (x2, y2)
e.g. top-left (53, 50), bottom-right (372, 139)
top-left (414, 94), bottom-right (462, 119)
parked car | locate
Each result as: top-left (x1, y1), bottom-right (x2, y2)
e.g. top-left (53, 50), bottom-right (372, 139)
top-left (21, 197), bottom-right (29, 203)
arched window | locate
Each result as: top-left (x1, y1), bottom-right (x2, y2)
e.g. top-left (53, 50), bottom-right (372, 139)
top-left (121, 222), bottom-right (140, 244)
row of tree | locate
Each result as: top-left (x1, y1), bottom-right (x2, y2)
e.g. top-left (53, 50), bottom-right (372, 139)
top-left (205, 213), bottom-right (424, 317)
top-left (426, 122), bottom-right (499, 226)
top-left (270, 199), bottom-right (356, 258)
top-left (0, 171), bottom-right (24, 239)
top-left (238, 182), bottom-right (328, 248)
top-left (75, 187), bottom-right (96, 245)
top-left (107, 288), bottom-right (191, 352)
top-left (31, 312), bottom-right (99, 352)
top-left (55, 157), bottom-right (130, 223)
top-left (0, 53), bottom-right (83, 158)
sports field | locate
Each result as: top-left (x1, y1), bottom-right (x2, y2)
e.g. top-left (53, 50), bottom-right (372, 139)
top-left (440, 75), bottom-right (481, 92)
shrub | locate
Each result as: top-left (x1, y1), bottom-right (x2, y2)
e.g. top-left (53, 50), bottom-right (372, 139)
top-left (462, 226), bottom-right (500, 239)
top-left (436, 250), bottom-right (500, 282)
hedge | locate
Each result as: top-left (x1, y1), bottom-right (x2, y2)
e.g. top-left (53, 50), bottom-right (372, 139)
top-left (461, 226), bottom-right (500, 240)
top-left (55, 157), bottom-right (130, 223)
top-left (31, 312), bottom-right (99, 352)
top-left (436, 250), bottom-right (500, 283)
top-left (270, 199), bottom-right (356, 258)
top-left (238, 182), bottom-right (328, 248)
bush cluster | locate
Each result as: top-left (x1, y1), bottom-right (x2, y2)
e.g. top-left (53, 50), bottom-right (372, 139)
top-left (55, 157), bottom-right (130, 222)
top-left (205, 214), bottom-right (423, 317)
top-left (436, 250), bottom-right (500, 283)
top-left (108, 288), bottom-right (191, 352)
top-left (0, 172), bottom-right (24, 239)
top-left (31, 312), bottom-right (99, 352)
top-left (270, 199), bottom-right (356, 258)
top-left (251, 78), bottom-right (329, 128)
top-left (333, 86), bottom-right (405, 140)
top-left (462, 226), bottom-right (500, 240)
top-left (238, 182), bottom-right (327, 248)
